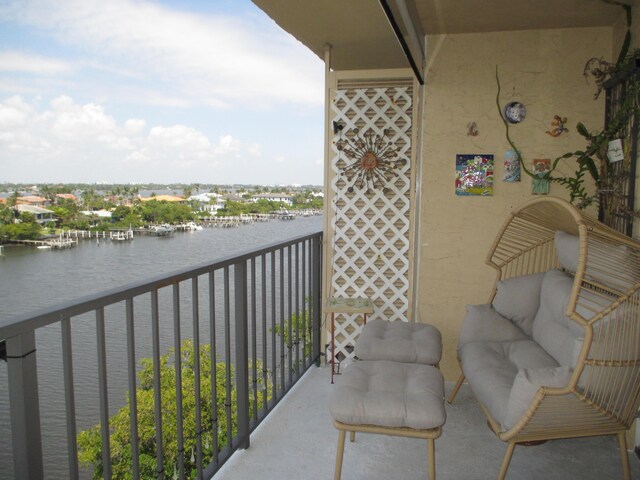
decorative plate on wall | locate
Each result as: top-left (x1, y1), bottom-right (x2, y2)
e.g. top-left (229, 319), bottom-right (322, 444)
top-left (503, 101), bottom-right (526, 124)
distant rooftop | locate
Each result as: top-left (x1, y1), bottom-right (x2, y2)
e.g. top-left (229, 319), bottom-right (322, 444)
top-left (140, 194), bottom-right (185, 202)
top-left (17, 195), bottom-right (47, 204)
top-left (56, 193), bottom-right (77, 201)
top-left (16, 204), bottom-right (54, 214)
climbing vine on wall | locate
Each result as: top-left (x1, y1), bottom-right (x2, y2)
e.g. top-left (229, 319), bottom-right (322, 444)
top-left (496, 4), bottom-right (640, 213)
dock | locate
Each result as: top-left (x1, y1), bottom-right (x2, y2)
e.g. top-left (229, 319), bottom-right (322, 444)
top-left (9, 238), bottom-right (78, 249)
top-left (110, 230), bottom-right (134, 241)
top-left (0, 210), bottom-right (324, 250)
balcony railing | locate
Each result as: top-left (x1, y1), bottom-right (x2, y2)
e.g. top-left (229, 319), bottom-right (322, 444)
top-left (0, 231), bottom-right (323, 480)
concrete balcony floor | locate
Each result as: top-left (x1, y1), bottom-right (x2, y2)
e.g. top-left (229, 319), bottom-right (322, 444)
top-left (213, 365), bottom-right (640, 480)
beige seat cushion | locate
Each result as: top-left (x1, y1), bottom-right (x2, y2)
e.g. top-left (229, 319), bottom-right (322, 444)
top-left (329, 360), bottom-right (446, 430)
top-left (355, 319), bottom-right (442, 365)
top-left (502, 366), bottom-right (573, 430)
top-left (459, 339), bottom-right (558, 426)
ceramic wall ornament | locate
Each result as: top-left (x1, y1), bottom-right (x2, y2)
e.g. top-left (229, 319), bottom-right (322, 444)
top-left (467, 121), bottom-right (479, 136)
top-left (503, 102), bottom-right (526, 124)
top-left (607, 138), bottom-right (624, 163)
top-left (503, 150), bottom-right (521, 182)
top-left (546, 115), bottom-right (569, 137)
top-left (531, 158), bottom-right (551, 195)
top-left (455, 154), bottom-right (494, 196)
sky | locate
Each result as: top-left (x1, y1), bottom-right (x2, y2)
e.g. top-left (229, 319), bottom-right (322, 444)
top-left (0, 0), bottom-right (325, 185)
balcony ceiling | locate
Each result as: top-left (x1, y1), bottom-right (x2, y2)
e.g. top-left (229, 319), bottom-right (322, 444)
top-left (252, 0), bottom-right (629, 70)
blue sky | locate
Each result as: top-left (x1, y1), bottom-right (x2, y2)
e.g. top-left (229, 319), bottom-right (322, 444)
top-left (0, 0), bottom-right (325, 185)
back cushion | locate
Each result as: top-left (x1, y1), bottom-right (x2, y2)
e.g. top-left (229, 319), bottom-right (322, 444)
top-left (555, 230), bottom-right (638, 294)
top-left (492, 272), bottom-right (545, 336)
top-left (555, 231), bottom-right (579, 272)
top-left (531, 269), bottom-right (584, 367)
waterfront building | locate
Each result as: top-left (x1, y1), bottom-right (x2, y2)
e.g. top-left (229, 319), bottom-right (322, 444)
top-left (16, 195), bottom-right (48, 207)
top-left (220, 193), bottom-right (245, 203)
top-left (250, 193), bottom-right (294, 205)
top-left (80, 209), bottom-right (112, 219)
top-left (188, 192), bottom-right (223, 214)
top-left (15, 204), bottom-right (55, 224)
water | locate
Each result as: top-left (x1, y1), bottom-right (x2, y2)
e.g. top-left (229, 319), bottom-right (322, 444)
top-left (0, 216), bottom-right (323, 479)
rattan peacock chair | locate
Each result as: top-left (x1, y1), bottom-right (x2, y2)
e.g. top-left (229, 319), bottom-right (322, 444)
top-left (448, 196), bottom-right (640, 480)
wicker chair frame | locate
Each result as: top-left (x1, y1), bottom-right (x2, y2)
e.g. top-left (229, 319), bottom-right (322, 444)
top-left (448, 197), bottom-right (640, 480)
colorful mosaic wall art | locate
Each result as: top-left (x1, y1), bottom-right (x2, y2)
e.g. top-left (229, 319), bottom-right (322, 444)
top-left (455, 154), bottom-right (494, 196)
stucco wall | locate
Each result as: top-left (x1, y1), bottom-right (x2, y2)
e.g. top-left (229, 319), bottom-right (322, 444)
top-left (418, 27), bottom-right (613, 380)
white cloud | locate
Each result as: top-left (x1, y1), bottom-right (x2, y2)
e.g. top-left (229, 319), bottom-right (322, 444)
top-left (148, 125), bottom-right (211, 151)
top-left (214, 134), bottom-right (241, 156)
top-left (124, 118), bottom-right (145, 135)
top-left (0, 95), bottom-right (33, 128)
top-left (0, 50), bottom-right (72, 74)
top-left (0, 95), bottom-right (266, 182)
top-left (2, 0), bottom-right (323, 109)
top-left (48, 96), bottom-right (120, 143)
top-left (0, 2), bottom-right (324, 184)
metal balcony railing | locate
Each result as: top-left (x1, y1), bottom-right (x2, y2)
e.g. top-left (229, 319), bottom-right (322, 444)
top-left (0, 231), bottom-right (323, 480)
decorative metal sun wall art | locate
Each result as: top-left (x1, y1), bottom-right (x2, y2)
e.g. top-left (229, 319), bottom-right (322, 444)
top-left (336, 127), bottom-right (406, 194)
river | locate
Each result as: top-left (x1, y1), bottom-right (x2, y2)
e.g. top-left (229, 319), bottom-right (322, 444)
top-left (0, 215), bottom-right (323, 479)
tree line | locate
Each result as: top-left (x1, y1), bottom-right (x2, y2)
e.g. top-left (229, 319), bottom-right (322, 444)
top-left (0, 188), bottom-right (323, 241)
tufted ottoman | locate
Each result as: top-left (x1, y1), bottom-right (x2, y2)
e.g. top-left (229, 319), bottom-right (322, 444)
top-left (355, 319), bottom-right (442, 366)
top-left (329, 360), bottom-right (446, 480)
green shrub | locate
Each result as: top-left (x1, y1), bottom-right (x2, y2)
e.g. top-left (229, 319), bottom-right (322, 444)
top-left (0, 222), bottom-right (42, 240)
top-left (78, 340), bottom-right (270, 479)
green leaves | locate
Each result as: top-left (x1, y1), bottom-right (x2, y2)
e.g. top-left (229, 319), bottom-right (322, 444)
top-left (578, 156), bottom-right (600, 185)
top-left (0, 221), bottom-right (42, 240)
top-left (576, 122), bottom-right (591, 140)
top-left (77, 340), bottom-right (270, 479)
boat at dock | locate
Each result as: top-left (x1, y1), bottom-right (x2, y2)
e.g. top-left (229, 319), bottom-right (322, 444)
top-left (110, 230), bottom-right (134, 241)
top-left (150, 224), bottom-right (175, 236)
top-left (176, 221), bottom-right (203, 231)
top-left (276, 210), bottom-right (295, 220)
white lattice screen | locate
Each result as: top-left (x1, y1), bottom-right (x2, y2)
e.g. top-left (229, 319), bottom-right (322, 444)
top-left (327, 77), bottom-right (416, 361)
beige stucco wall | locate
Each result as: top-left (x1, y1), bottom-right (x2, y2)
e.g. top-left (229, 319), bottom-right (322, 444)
top-left (418, 27), bottom-right (613, 380)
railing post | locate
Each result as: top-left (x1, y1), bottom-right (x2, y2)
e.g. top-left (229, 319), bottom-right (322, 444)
top-left (234, 260), bottom-right (250, 450)
top-left (312, 234), bottom-right (322, 363)
top-left (6, 331), bottom-right (43, 480)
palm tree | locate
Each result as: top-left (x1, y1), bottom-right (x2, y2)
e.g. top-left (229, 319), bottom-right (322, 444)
top-left (7, 190), bottom-right (19, 208)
